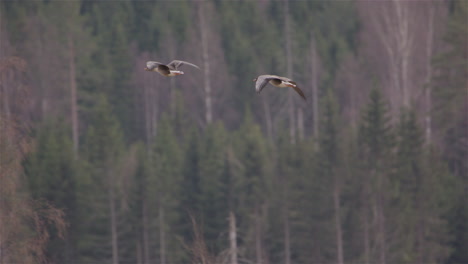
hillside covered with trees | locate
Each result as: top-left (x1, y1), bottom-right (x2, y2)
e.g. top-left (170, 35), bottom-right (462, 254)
top-left (0, 0), bottom-right (467, 263)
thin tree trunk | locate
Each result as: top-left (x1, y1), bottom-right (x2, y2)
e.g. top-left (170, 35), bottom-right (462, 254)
top-left (151, 75), bottom-right (158, 138)
top-left (199, 2), bottom-right (212, 125)
top-left (425, 5), bottom-right (434, 143)
top-left (1, 72), bottom-right (10, 122)
top-left (142, 198), bottom-right (150, 264)
top-left (144, 81), bottom-right (151, 146)
top-left (297, 108), bottom-right (304, 140)
top-left (68, 35), bottom-right (78, 157)
top-left (416, 200), bottom-right (424, 264)
top-left (109, 178), bottom-right (119, 264)
top-left (255, 205), bottom-right (262, 264)
top-left (333, 182), bottom-right (344, 264)
top-left (378, 193), bottom-right (386, 264)
top-left (137, 241), bottom-right (142, 264)
top-left (310, 36), bottom-right (319, 140)
top-left (170, 77), bottom-right (176, 116)
top-left (143, 68), bottom-right (153, 146)
top-left (262, 96), bottom-right (274, 141)
top-left (284, 0), bottom-right (295, 144)
top-left (39, 28), bottom-right (48, 118)
top-left (283, 3), bottom-right (294, 262)
top-left (395, 0), bottom-right (412, 108)
top-left (284, 203), bottom-right (291, 264)
top-left (159, 203), bottom-right (166, 264)
top-left (363, 212), bottom-right (370, 264)
top-left (229, 211), bottom-right (238, 264)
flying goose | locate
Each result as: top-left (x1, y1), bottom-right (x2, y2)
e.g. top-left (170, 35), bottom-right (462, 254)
top-left (144, 60), bottom-right (200, 76)
top-left (253, 75), bottom-right (306, 100)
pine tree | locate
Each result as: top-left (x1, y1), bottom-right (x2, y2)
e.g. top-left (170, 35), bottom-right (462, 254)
top-left (148, 115), bottom-right (183, 263)
top-left (357, 88), bottom-right (394, 263)
top-left (177, 127), bottom-right (203, 262)
top-left (23, 119), bottom-right (78, 263)
top-left (79, 95), bottom-right (125, 263)
top-left (432, 2), bottom-right (468, 262)
top-left (392, 109), bottom-right (454, 263)
top-left (198, 122), bottom-right (230, 253)
top-left (232, 108), bottom-right (272, 263)
top-left (318, 91), bottom-right (344, 264)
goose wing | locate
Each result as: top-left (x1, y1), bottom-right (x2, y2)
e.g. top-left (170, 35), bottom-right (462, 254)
top-left (275, 75), bottom-right (294, 83)
top-left (255, 75), bottom-right (276, 93)
top-left (275, 75), bottom-right (306, 100)
top-left (146, 61), bottom-right (165, 70)
top-left (167, 60), bottom-right (200, 70)
top-left (291, 86), bottom-right (307, 100)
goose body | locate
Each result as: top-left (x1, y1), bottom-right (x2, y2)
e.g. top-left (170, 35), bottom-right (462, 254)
top-left (145, 60), bottom-right (200, 77)
top-left (253, 75), bottom-right (306, 100)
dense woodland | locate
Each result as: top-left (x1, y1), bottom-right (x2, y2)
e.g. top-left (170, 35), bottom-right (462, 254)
top-left (0, 0), bottom-right (467, 263)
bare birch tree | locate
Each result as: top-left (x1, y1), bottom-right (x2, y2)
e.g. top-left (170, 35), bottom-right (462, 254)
top-left (229, 212), bottom-right (238, 264)
top-left (358, 0), bottom-right (416, 114)
top-left (310, 35), bottom-right (320, 139)
top-left (283, 1), bottom-right (294, 263)
top-left (198, 2), bottom-right (213, 125)
top-left (68, 35), bottom-right (79, 157)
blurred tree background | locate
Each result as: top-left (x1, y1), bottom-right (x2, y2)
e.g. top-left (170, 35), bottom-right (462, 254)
top-left (0, 0), bottom-right (466, 263)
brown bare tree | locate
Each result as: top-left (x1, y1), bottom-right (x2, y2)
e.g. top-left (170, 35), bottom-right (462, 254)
top-left (0, 48), bottom-right (66, 264)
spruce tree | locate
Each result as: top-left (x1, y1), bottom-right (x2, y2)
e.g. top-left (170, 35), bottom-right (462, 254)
top-left (357, 88), bottom-right (394, 263)
top-left (79, 95), bottom-right (125, 263)
top-left (24, 120), bottom-right (77, 263)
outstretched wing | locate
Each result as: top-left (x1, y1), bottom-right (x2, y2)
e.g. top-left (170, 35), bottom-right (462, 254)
top-left (146, 61), bottom-right (164, 70)
top-left (291, 86), bottom-right (307, 100)
top-left (255, 75), bottom-right (274, 93)
top-left (274, 75), bottom-right (306, 100)
top-left (167, 60), bottom-right (200, 70)
top-left (275, 75), bottom-right (294, 83)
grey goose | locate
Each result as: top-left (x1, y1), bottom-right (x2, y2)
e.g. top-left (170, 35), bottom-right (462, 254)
top-left (253, 75), bottom-right (306, 100)
top-left (145, 60), bottom-right (200, 77)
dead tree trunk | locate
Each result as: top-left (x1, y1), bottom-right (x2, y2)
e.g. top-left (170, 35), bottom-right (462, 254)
top-left (283, 202), bottom-right (291, 264)
top-left (425, 5), bottom-right (435, 143)
top-left (68, 35), bottom-right (78, 157)
top-left (199, 2), bottom-right (212, 125)
top-left (229, 212), bottom-right (238, 264)
top-left (262, 96), bottom-right (274, 141)
top-left (255, 205), bottom-right (263, 264)
top-left (159, 203), bottom-right (166, 264)
top-left (297, 108), bottom-right (304, 140)
top-left (376, 169), bottom-right (386, 264)
top-left (363, 211), bottom-right (370, 264)
top-left (142, 197), bottom-right (150, 264)
top-left (333, 181), bottom-right (344, 264)
top-left (283, 2), bottom-right (294, 262)
top-left (109, 176), bottom-right (119, 264)
top-left (394, 0), bottom-right (412, 108)
top-left (284, 0), bottom-right (295, 145)
top-left (310, 36), bottom-right (319, 139)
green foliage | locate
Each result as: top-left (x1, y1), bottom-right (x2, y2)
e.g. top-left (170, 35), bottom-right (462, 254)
top-left (391, 109), bottom-right (454, 263)
top-left (84, 95), bottom-right (124, 166)
top-left (198, 122), bottom-right (229, 252)
top-left (432, 2), bottom-right (468, 262)
top-left (24, 119), bottom-right (77, 263)
top-left (78, 94), bottom-right (126, 262)
top-left (4, 1), bottom-right (463, 262)
top-left (233, 109), bottom-right (271, 207)
top-left (358, 88), bottom-right (394, 168)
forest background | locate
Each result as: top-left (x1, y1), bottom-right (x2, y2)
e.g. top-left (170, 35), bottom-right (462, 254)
top-left (0, 0), bottom-right (467, 263)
